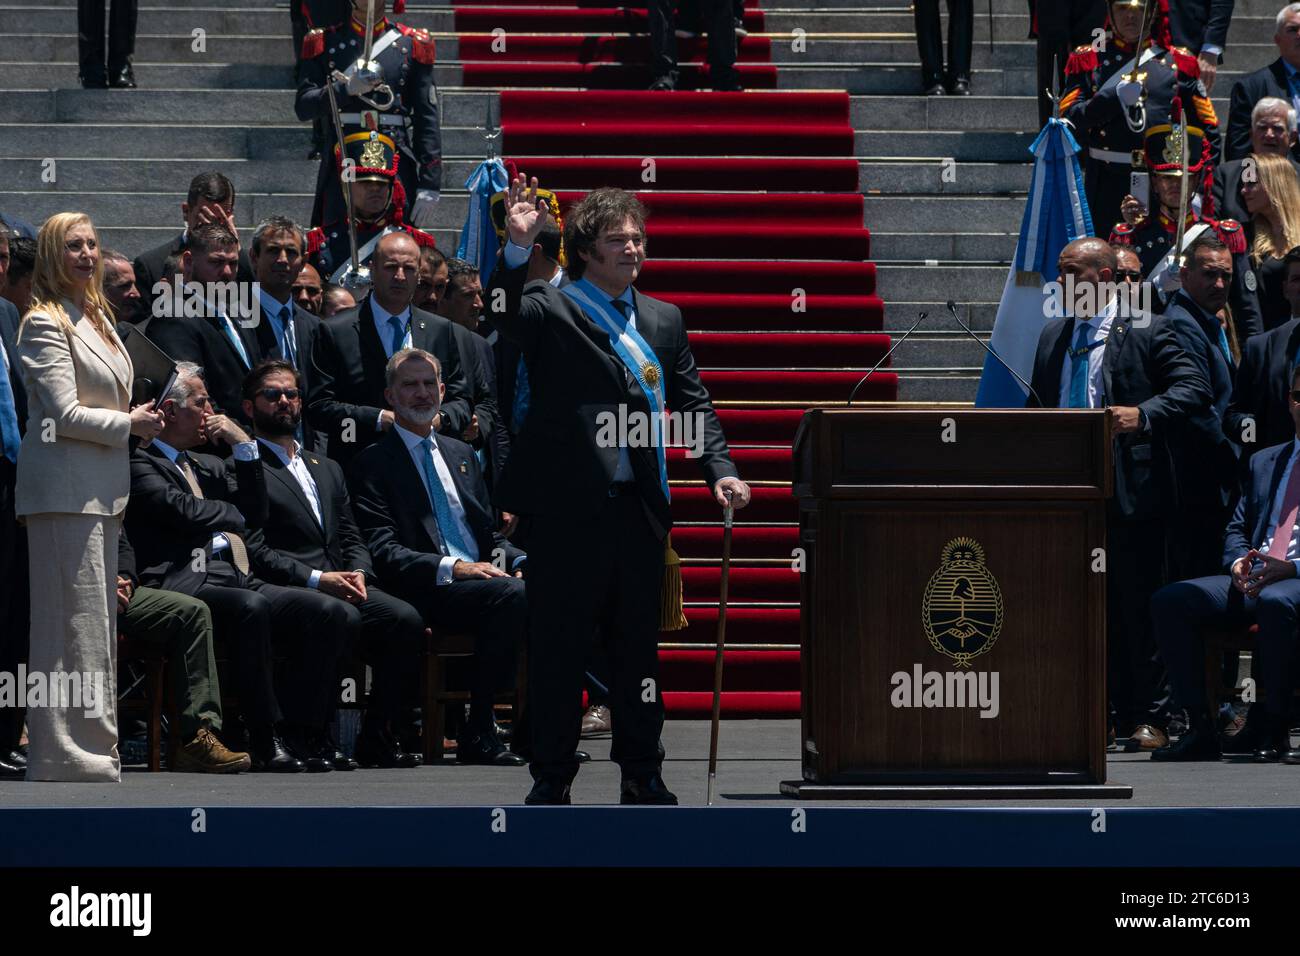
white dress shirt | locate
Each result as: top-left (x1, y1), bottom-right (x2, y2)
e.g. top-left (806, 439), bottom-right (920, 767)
top-left (1057, 296), bottom-right (1117, 409)
top-left (395, 423), bottom-right (479, 585)
top-left (372, 297), bottom-right (413, 359)
top-left (258, 437), bottom-right (331, 589)
top-left (1259, 439), bottom-right (1300, 576)
top-left (152, 437), bottom-right (259, 559)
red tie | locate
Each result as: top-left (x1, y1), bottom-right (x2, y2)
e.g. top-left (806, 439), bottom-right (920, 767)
top-left (1268, 459), bottom-right (1300, 559)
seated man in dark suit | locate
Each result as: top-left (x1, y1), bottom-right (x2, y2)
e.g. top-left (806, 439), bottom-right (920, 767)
top-left (1151, 364), bottom-right (1300, 763)
top-left (350, 348), bottom-right (527, 766)
top-left (1212, 97), bottom-right (1300, 226)
top-left (133, 170), bottom-right (255, 318)
top-left (241, 358), bottom-right (425, 768)
top-left (116, 527), bottom-right (251, 772)
top-left (1028, 236), bottom-right (1211, 750)
top-left (125, 363), bottom-right (352, 773)
top-left (1225, 6), bottom-right (1300, 161)
top-left (147, 221), bottom-right (264, 429)
top-left (1225, 248), bottom-right (1300, 461)
top-left (307, 231), bottom-right (472, 474)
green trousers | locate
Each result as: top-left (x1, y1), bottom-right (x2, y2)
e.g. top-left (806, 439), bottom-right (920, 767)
top-left (121, 587), bottom-right (222, 741)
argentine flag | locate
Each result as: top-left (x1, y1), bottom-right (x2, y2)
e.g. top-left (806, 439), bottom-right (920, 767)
top-left (975, 118), bottom-right (1093, 407)
top-left (456, 158), bottom-right (510, 287)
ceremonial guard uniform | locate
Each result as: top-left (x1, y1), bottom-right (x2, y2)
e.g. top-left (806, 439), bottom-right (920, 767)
top-left (305, 131), bottom-right (436, 287)
top-left (1111, 121), bottom-right (1263, 339)
top-left (1062, 0), bottom-right (1219, 236)
top-left (296, 7), bottom-right (441, 229)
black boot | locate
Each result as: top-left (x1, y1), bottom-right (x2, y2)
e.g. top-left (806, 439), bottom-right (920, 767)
top-left (1254, 711), bottom-right (1291, 763)
top-left (250, 726), bottom-right (306, 773)
top-left (1151, 712), bottom-right (1221, 762)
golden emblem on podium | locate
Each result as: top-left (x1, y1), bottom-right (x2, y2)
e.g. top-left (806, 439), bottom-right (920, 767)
top-left (921, 537), bottom-right (1004, 668)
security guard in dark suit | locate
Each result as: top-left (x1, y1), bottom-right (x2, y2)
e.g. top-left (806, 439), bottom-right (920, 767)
top-left (1062, 0), bottom-right (1218, 237)
top-left (296, 0), bottom-right (440, 230)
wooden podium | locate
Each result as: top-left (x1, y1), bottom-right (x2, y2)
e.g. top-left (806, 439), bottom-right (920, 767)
top-left (780, 408), bottom-right (1132, 799)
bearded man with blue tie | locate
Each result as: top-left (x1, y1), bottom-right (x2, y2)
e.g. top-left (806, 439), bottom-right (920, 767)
top-left (1028, 236), bottom-right (1211, 751)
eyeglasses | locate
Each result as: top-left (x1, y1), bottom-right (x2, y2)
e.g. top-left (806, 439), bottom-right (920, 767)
top-left (258, 387), bottom-right (300, 402)
top-left (1115, 270), bottom-right (1142, 281)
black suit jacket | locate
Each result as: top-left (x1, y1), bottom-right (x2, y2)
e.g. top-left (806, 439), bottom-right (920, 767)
top-left (448, 319), bottom-right (508, 488)
top-left (306, 295), bottom-right (471, 472)
top-left (250, 299), bottom-right (326, 453)
top-left (1223, 438), bottom-right (1297, 569)
top-left (1167, 0), bottom-right (1233, 56)
top-left (124, 443), bottom-right (269, 595)
top-left (350, 429), bottom-right (523, 597)
top-left (132, 232), bottom-right (255, 323)
top-left (1225, 59), bottom-right (1300, 162)
top-left (486, 261), bottom-right (736, 540)
top-left (146, 309), bottom-right (264, 428)
top-left (0, 299), bottom-right (26, 434)
top-left (1027, 310), bottom-right (1211, 518)
top-left (248, 441), bottom-right (374, 588)
top-left (1224, 315), bottom-right (1300, 459)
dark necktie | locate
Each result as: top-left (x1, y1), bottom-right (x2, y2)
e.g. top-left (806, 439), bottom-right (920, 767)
top-left (178, 453), bottom-right (250, 574)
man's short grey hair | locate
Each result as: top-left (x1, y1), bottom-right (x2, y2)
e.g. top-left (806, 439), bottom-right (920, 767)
top-left (101, 247), bottom-right (132, 269)
top-left (1279, 3), bottom-right (1300, 30)
top-left (249, 216), bottom-right (306, 257)
top-left (384, 348), bottom-right (441, 388)
top-left (1253, 96), bottom-right (1299, 133)
top-left (165, 362), bottom-right (206, 406)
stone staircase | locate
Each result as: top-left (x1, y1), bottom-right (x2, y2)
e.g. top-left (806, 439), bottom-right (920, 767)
top-left (0, 0), bottom-right (1284, 401)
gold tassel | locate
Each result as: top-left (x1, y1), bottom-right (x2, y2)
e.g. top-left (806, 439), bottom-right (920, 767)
top-left (660, 533), bottom-right (688, 632)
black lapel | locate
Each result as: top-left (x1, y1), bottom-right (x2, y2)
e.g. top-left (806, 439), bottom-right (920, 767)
top-left (144, 443), bottom-right (188, 490)
top-left (357, 297), bottom-right (389, 398)
top-left (384, 429), bottom-right (443, 551)
top-left (263, 451), bottom-right (324, 536)
top-left (1101, 314), bottom-right (1130, 404)
top-left (300, 452), bottom-right (332, 538)
top-left (1046, 320), bottom-right (1073, 405)
top-left (437, 440), bottom-right (488, 540)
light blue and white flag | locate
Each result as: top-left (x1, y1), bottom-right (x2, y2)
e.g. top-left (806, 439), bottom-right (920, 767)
top-left (456, 158), bottom-right (510, 286)
top-left (975, 119), bottom-right (1093, 407)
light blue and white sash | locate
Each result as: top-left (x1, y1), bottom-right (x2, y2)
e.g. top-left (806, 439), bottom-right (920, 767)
top-left (561, 278), bottom-right (670, 501)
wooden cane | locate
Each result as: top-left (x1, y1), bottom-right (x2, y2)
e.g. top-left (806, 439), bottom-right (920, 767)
top-left (706, 494), bottom-right (734, 806)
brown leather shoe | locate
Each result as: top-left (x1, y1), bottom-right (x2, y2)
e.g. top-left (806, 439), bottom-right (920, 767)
top-left (580, 704), bottom-right (611, 737)
top-left (172, 727), bottom-right (252, 773)
top-left (1127, 724), bottom-right (1168, 751)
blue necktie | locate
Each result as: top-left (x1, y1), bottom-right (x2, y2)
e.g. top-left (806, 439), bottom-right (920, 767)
top-left (0, 352), bottom-right (19, 464)
top-left (512, 356), bottom-right (530, 433)
top-left (418, 437), bottom-right (474, 561)
top-left (388, 315), bottom-right (407, 356)
top-left (279, 306), bottom-right (297, 366)
top-left (1216, 325), bottom-right (1232, 366)
top-left (1068, 322), bottom-right (1092, 408)
top-left (223, 315), bottom-right (250, 368)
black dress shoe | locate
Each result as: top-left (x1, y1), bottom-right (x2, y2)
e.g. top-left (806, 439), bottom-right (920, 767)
top-left (285, 731), bottom-right (334, 773)
top-left (620, 773), bottom-right (678, 805)
top-left (1151, 723), bottom-right (1221, 762)
top-left (250, 733), bottom-right (306, 773)
top-left (924, 82), bottom-right (946, 96)
top-left (355, 731), bottom-right (422, 768)
top-left (458, 730), bottom-right (527, 766)
top-left (1253, 712), bottom-right (1291, 763)
top-left (948, 76), bottom-right (972, 95)
top-left (79, 74), bottom-right (108, 89)
top-left (525, 778), bottom-right (571, 805)
top-left (109, 66), bottom-right (137, 89)
top-left (575, 749), bottom-right (590, 764)
top-left (3, 749), bottom-right (26, 769)
top-left (315, 734), bottom-right (358, 771)
top-left (648, 75), bottom-right (677, 92)
top-left (0, 754), bottom-right (23, 778)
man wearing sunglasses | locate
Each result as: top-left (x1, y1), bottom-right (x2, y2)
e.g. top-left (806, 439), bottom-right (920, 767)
top-left (1152, 361), bottom-right (1300, 763)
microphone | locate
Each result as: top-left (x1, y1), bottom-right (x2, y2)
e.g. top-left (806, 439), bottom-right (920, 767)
top-left (847, 310), bottom-right (927, 406)
top-left (945, 300), bottom-right (1045, 408)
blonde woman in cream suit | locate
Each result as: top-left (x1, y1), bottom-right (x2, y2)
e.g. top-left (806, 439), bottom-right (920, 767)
top-left (15, 212), bottom-right (164, 782)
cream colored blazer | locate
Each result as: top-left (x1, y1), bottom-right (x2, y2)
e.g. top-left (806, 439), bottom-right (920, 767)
top-left (15, 299), bottom-right (134, 517)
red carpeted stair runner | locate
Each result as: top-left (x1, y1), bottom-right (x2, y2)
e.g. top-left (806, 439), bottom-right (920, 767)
top-left (465, 16), bottom-right (891, 714)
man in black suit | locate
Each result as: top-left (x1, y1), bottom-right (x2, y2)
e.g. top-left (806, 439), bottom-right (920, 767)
top-left (1027, 236), bottom-right (1211, 750)
top-left (147, 221), bottom-right (264, 430)
top-left (126, 364), bottom-right (353, 773)
top-left (242, 358), bottom-right (426, 768)
top-left (1166, 0), bottom-right (1233, 93)
top-left (1225, 249), bottom-right (1300, 459)
top-left (1151, 371), bottom-right (1300, 762)
top-left (249, 216), bottom-right (325, 453)
top-left (488, 178), bottom-right (751, 804)
top-left (1032, 0), bottom-right (1107, 125)
top-left (350, 349), bottom-right (528, 766)
top-left (307, 230), bottom-right (471, 473)
top-left (1212, 96), bottom-right (1300, 224)
top-left (1226, 6), bottom-right (1300, 161)
top-left (1163, 231), bottom-right (1241, 581)
top-left (133, 171), bottom-right (255, 320)
top-left (0, 266), bottom-right (26, 776)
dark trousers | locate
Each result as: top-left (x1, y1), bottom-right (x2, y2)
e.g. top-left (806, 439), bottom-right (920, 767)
top-left (1166, 503), bottom-right (1232, 584)
top-left (196, 561), bottom-right (349, 732)
top-left (405, 575), bottom-right (525, 730)
top-left (526, 494), bottom-right (663, 785)
top-left (345, 586), bottom-right (425, 725)
top-left (1153, 575), bottom-right (1300, 717)
top-left (0, 460), bottom-right (28, 753)
top-left (647, 0), bottom-right (738, 87)
top-left (1035, 0), bottom-right (1107, 125)
top-left (914, 0), bottom-right (973, 88)
top-left (1108, 516), bottom-right (1173, 733)
top-left (77, 0), bottom-right (138, 77)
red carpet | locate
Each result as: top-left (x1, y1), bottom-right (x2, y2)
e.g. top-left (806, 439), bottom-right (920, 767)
top-left (468, 10), bottom-right (891, 714)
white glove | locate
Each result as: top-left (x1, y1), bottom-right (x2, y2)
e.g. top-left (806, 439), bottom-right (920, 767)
top-left (411, 189), bottom-right (439, 228)
top-left (346, 67), bottom-right (384, 96)
top-left (1154, 253), bottom-right (1181, 293)
top-left (1117, 79), bottom-right (1142, 108)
